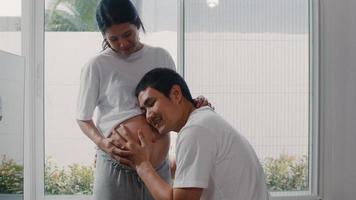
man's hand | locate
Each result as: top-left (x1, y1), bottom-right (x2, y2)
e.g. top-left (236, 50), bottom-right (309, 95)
top-left (116, 125), bottom-right (153, 169)
top-left (115, 128), bottom-right (203, 200)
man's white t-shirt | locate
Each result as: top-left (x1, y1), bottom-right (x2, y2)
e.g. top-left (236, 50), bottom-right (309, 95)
top-left (76, 45), bottom-right (175, 136)
top-left (174, 107), bottom-right (269, 200)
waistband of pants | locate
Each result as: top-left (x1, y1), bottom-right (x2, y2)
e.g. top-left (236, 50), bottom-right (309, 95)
top-left (96, 149), bottom-right (168, 172)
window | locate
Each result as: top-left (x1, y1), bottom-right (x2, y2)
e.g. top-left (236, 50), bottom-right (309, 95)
top-left (0, 1), bottom-right (24, 198)
top-left (0, 52), bottom-right (25, 198)
top-left (183, 0), bottom-right (316, 196)
top-left (24, 0), bottom-right (318, 199)
top-left (44, 0), bottom-right (100, 196)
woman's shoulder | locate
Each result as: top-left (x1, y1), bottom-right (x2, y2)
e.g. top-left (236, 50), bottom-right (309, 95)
top-left (144, 44), bottom-right (170, 55)
top-left (93, 48), bottom-right (116, 61)
top-left (142, 44), bottom-right (175, 69)
top-left (84, 49), bottom-right (116, 67)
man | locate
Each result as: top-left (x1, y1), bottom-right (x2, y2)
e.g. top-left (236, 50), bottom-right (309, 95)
top-left (116, 68), bottom-right (269, 200)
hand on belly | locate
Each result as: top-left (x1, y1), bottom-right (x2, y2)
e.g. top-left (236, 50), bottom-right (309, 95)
top-left (109, 115), bottom-right (170, 167)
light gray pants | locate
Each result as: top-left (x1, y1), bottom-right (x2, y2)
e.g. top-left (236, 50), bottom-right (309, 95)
top-left (93, 150), bottom-right (171, 200)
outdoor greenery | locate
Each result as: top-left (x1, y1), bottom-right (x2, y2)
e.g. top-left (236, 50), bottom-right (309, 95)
top-left (44, 157), bottom-right (94, 195)
top-left (1, 154), bottom-right (307, 195)
top-left (0, 155), bottom-right (23, 194)
top-left (45, 0), bottom-right (100, 31)
top-left (45, 0), bottom-right (143, 32)
top-left (264, 154), bottom-right (308, 191)
top-left (0, 156), bottom-right (94, 195)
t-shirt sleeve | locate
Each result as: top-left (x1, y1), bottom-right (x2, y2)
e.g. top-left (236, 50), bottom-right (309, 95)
top-left (159, 48), bottom-right (176, 71)
top-left (173, 125), bottom-right (217, 189)
top-left (166, 53), bottom-right (176, 71)
top-left (76, 62), bottom-right (100, 120)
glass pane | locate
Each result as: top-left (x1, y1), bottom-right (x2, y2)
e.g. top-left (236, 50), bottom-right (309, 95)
top-left (44, 0), bottom-right (176, 197)
top-left (139, 0), bottom-right (178, 171)
top-left (184, 0), bottom-right (310, 193)
top-left (0, 0), bottom-right (21, 55)
top-left (44, 0), bottom-right (100, 196)
top-left (0, 51), bottom-right (25, 199)
top-left (140, 0), bottom-right (177, 63)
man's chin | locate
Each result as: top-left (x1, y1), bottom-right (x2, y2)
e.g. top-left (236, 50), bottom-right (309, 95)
top-left (157, 127), bottom-right (169, 135)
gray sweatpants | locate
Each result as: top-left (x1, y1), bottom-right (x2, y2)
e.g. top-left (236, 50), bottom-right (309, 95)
top-left (93, 151), bottom-right (171, 200)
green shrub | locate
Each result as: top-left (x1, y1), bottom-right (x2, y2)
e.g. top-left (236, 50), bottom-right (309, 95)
top-left (1, 154), bottom-right (308, 195)
top-left (0, 155), bottom-right (23, 194)
top-left (263, 154), bottom-right (308, 191)
top-left (44, 157), bottom-right (94, 195)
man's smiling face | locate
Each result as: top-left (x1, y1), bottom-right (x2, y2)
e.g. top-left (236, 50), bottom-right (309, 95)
top-left (138, 87), bottom-right (180, 134)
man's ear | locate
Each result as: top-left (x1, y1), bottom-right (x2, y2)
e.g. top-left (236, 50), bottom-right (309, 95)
top-left (169, 85), bottom-right (183, 103)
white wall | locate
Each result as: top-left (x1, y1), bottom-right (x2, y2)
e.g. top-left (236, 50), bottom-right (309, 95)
top-left (0, 50), bottom-right (25, 164)
top-left (321, 0), bottom-right (356, 199)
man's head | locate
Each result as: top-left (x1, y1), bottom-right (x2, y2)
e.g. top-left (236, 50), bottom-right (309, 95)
top-left (135, 68), bottom-right (195, 134)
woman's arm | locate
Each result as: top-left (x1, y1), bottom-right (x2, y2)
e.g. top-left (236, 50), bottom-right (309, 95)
top-left (76, 119), bottom-right (122, 160)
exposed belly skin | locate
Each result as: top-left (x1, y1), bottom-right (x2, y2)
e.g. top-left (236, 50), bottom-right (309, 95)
top-left (113, 115), bottom-right (170, 167)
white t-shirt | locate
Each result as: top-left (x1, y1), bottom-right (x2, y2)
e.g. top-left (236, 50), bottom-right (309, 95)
top-left (76, 45), bottom-right (176, 136)
top-left (174, 107), bottom-right (269, 200)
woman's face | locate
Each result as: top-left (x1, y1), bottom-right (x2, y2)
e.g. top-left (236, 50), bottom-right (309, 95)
top-left (104, 22), bottom-right (142, 56)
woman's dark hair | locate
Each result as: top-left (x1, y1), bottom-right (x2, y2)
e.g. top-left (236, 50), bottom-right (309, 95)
top-left (96, 0), bottom-right (145, 49)
top-left (135, 68), bottom-right (195, 106)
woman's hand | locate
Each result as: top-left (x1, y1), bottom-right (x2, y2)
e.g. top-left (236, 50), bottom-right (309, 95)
top-left (194, 95), bottom-right (214, 109)
top-left (98, 135), bottom-right (133, 167)
top-left (76, 119), bottom-right (133, 166)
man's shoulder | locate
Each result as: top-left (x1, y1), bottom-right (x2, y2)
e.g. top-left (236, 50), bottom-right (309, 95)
top-left (184, 107), bottom-right (239, 138)
top-left (178, 108), bottom-right (221, 137)
top-left (188, 107), bottom-right (223, 126)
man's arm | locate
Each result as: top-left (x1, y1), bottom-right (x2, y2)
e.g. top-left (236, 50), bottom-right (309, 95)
top-left (117, 125), bottom-right (203, 200)
top-left (137, 161), bottom-right (203, 200)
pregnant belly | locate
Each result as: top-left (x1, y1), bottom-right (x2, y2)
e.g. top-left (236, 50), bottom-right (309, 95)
top-left (113, 115), bottom-right (170, 167)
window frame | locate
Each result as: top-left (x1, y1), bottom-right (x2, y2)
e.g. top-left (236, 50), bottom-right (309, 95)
top-left (22, 0), bottom-right (45, 199)
top-left (21, 0), bottom-right (321, 199)
top-left (309, 0), bottom-right (320, 198)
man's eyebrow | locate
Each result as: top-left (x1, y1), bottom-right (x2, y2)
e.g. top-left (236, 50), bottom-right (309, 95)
top-left (139, 98), bottom-right (150, 110)
top-left (144, 97), bottom-right (156, 107)
top-left (143, 97), bottom-right (151, 106)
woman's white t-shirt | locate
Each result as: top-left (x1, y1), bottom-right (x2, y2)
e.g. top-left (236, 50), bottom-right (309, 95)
top-left (76, 45), bottom-right (176, 136)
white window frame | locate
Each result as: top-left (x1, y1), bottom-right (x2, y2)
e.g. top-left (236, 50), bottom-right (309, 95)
top-left (21, 0), bottom-right (321, 199)
top-left (22, 0), bottom-right (45, 199)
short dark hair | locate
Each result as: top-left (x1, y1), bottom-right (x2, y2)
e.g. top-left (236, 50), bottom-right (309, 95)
top-left (96, 0), bottom-right (145, 34)
top-left (135, 68), bottom-right (195, 105)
